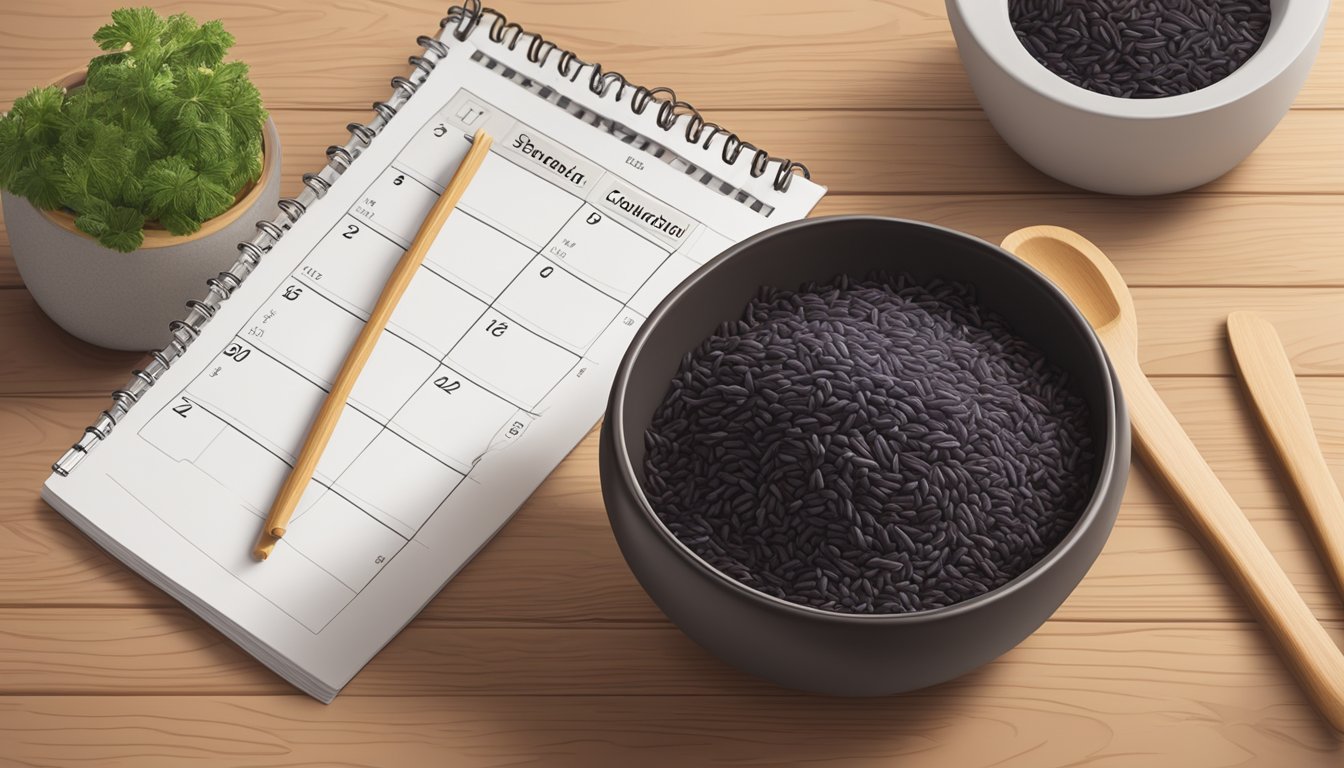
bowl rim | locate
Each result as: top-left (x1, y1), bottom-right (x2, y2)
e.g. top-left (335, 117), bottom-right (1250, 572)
top-left (609, 215), bottom-right (1124, 625)
top-left (948, 0), bottom-right (1330, 120)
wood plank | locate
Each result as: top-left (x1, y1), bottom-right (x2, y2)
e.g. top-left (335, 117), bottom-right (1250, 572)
top-left (0, 290), bottom-right (145, 394)
top-left (0, 607), bottom-right (1341, 701)
top-left (816, 194), bottom-right (1344, 288)
top-left (757, 108), bottom-right (1344, 195)
top-left (1, 0), bottom-right (1340, 112)
top-left (2, 284), bottom-right (1340, 395)
top-left (4, 107), bottom-right (1343, 292)
top-left (3, 105), bottom-right (1344, 290)
top-left (5, 381), bottom-right (1344, 623)
top-left (11, 194), bottom-right (1344, 292)
top-left (66, 108), bottom-right (1344, 199)
top-left (10, 486), bottom-right (1344, 624)
top-left (3, 636), bottom-right (1343, 768)
top-left (1133, 288), bottom-right (1344, 377)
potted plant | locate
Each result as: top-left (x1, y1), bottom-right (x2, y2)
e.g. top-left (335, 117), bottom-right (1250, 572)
top-left (0, 7), bottom-right (281, 350)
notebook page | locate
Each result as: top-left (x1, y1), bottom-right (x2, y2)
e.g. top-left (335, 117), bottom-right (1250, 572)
top-left (43, 26), bottom-right (826, 699)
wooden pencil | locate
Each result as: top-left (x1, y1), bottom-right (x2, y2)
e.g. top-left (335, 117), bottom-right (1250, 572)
top-left (253, 128), bottom-right (493, 561)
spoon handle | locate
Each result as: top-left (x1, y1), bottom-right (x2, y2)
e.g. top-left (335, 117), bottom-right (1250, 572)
top-left (1228, 311), bottom-right (1344, 603)
top-left (1112, 353), bottom-right (1344, 730)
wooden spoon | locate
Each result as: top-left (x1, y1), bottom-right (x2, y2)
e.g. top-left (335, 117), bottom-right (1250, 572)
top-left (1001, 225), bottom-right (1344, 731)
top-left (1229, 311), bottom-right (1344, 603)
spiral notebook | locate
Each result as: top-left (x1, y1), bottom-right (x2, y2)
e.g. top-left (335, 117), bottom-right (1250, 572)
top-left (40, 3), bottom-right (826, 701)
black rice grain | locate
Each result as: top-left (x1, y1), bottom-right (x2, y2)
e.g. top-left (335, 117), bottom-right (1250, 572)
top-left (642, 274), bottom-right (1096, 615)
top-left (1010, 0), bottom-right (1272, 98)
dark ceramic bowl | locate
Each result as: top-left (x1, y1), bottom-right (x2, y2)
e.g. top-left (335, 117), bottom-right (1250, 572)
top-left (600, 216), bottom-right (1130, 695)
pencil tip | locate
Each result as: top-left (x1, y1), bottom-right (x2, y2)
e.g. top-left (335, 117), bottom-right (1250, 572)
top-left (253, 540), bottom-right (275, 561)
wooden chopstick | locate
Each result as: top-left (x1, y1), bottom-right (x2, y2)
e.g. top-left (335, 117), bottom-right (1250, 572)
top-left (253, 128), bottom-right (493, 561)
top-left (1228, 311), bottom-right (1344, 601)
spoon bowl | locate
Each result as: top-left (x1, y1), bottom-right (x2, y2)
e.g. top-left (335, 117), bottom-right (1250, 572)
top-left (999, 227), bottom-right (1131, 349)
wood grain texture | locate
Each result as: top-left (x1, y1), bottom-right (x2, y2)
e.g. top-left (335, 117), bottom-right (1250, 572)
top-left (817, 195), bottom-right (1344, 287)
top-left (3, 0), bottom-right (1344, 761)
top-left (1, 0), bottom-right (1340, 112)
top-left (4, 108), bottom-right (1344, 288)
top-left (107, 105), bottom-right (1344, 195)
top-left (2, 677), bottom-right (1342, 767)
top-left (13, 194), bottom-right (1344, 291)
top-left (13, 192), bottom-right (1344, 291)
top-left (2, 106), bottom-right (1344, 286)
top-left (0, 607), bottom-right (1341, 700)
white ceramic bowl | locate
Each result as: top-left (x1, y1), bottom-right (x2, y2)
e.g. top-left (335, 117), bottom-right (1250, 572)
top-left (946, 0), bottom-right (1329, 195)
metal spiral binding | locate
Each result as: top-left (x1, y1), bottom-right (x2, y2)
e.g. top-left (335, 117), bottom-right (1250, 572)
top-left (52, 25), bottom-right (452, 476)
top-left (442, 1), bottom-right (810, 192)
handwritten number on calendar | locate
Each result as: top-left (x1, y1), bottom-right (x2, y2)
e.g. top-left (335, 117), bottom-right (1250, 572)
top-left (282, 285), bottom-right (303, 301)
top-left (223, 343), bottom-right (250, 363)
top-left (393, 174), bottom-right (405, 186)
top-left (539, 265), bottom-right (554, 278)
top-left (343, 224), bottom-right (359, 239)
top-left (433, 376), bottom-right (461, 394)
top-left (432, 123), bottom-right (447, 138)
top-left (486, 319), bottom-right (508, 337)
top-left (172, 398), bottom-right (193, 418)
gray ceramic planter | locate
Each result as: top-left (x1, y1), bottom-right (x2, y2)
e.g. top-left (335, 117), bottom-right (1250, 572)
top-left (3, 117), bottom-right (281, 351)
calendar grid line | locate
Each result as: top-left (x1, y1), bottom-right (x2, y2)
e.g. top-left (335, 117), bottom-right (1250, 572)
top-left (204, 337), bottom-right (466, 476)
top-left (291, 269), bottom-right (537, 417)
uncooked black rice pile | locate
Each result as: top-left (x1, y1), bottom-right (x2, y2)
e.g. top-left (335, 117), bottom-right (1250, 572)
top-left (1010, 0), bottom-right (1272, 98)
top-left (642, 274), bottom-right (1096, 615)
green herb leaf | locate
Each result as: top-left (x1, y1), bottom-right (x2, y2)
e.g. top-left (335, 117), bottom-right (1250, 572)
top-left (141, 155), bottom-right (233, 235)
top-left (0, 117), bottom-right (25, 189)
top-left (217, 65), bottom-right (267, 145)
top-left (161, 13), bottom-right (199, 56)
top-left (60, 117), bottom-right (131, 177)
top-left (92, 7), bottom-right (166, 52)
top-left (9, 86), bottom-right (66, 148)
top-left (11, 155), bottom-right (65, 209)
top-left (86, 50), bottom-right (129, 82)
top-left (0, 88), bottom-right (66, 189)
top-left (164, 114), bottom-right (229, 162)
top-left (119, 111), bottom-right (166, 161)
top-left (74, 199), bottom-right (146, 252)
top-left (165, 66), bottom-right (224, 125)
top-left (174, 19), bottom-right (234, 69)
top-left (230, 134), bottom-right (264, 190)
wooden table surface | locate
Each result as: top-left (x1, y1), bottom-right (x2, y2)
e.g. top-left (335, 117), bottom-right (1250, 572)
top-left (2, 1), bottom-right (1344, 765)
